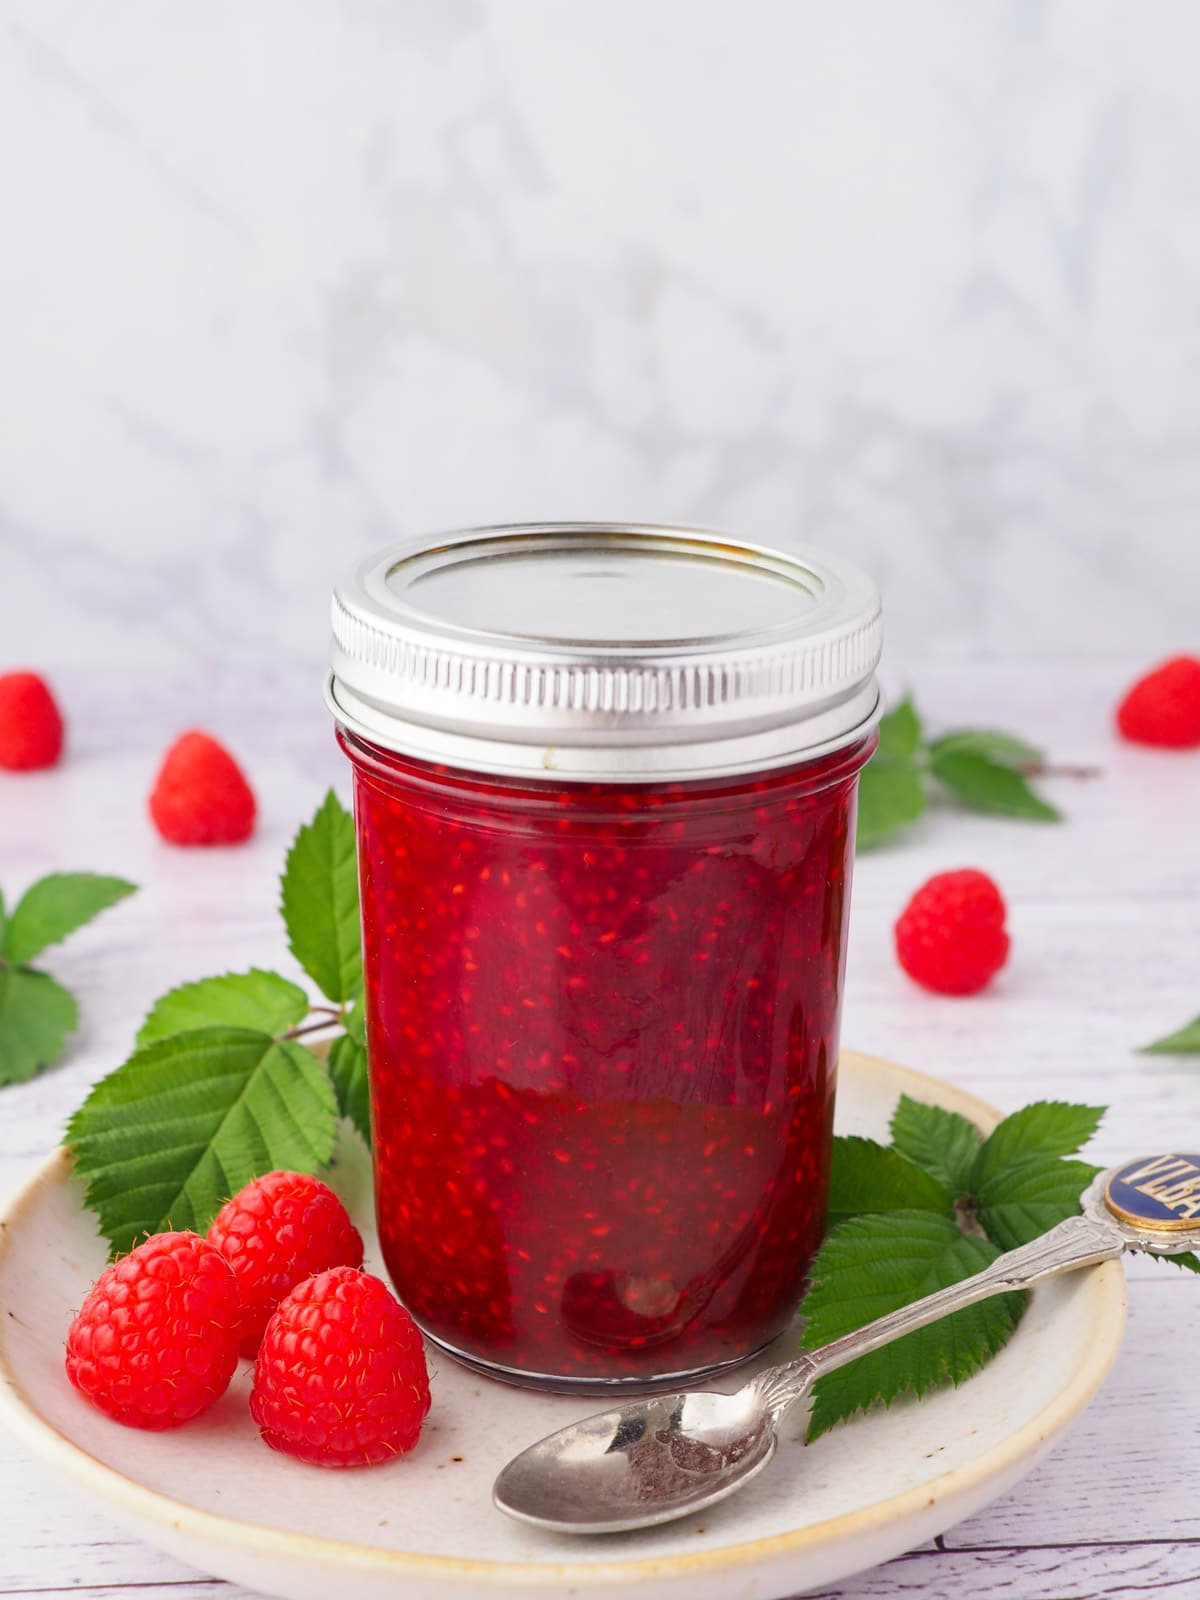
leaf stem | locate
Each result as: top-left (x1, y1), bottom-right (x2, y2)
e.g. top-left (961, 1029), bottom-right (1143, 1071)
top-left (281, 1011), bottom-right (345, 1042)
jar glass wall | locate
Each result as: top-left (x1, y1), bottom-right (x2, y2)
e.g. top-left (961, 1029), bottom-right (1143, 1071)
top-left (338, 726), bottom-right (875, 1391)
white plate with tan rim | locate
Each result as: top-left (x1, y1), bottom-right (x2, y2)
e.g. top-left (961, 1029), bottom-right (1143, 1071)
top-left (0, 1051), bottom-right (1126, 1600)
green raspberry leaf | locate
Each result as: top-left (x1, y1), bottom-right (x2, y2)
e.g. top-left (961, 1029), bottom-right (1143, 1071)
top-left (800, 1211), bottom-right (1025, 1441)
top-left (975, 1153), bottom-right (1100, 1251)
top-left (929, 749), bottom-right (1060, 823)
top-left (280, 791), bottom-right (362, 1004)
top-left (137, 969), bottom-right (309, 1046)
top-left (928, 730), bottom-right (1044, 769)
top-left (3, 873), bottom-right (137, 966)
top-left (889, 1095), bottom-right (982, 1198)
top-left (971, 1102), bottom-right (1102, 1251)
top-left (331, 997), bottom-right (371, 1142)
top-left (876, 697), bottom-right (923, 761)
top-left (855, 697), bottom-right (929, 850)
top-left (973, 1100), bottom-right (1105, 1183)
top-left (1161, 1252), bottom-right (1200, 1275)
top-left (1140, 1014), bottom-right (1200, 1055)
top-left (328, 1032), bottom-right (371, 1147)
top-left (855, 762), bottom-right (927, 850)
top-left (827, 1136), bottom-right (954, 1227)
top-left (344, 993), bottom-right (367, 1046)
top-left (0, 966), bottom-right (78, 1085)
top-left (66, 1027), bottom-right (338, 1256)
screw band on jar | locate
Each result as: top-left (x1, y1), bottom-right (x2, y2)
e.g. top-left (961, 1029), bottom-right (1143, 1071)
top-left (328, 524), bottom-right (883, 782)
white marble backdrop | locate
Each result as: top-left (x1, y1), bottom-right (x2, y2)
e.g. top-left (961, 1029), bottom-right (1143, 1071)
top-left (1, 0), bottom-right (1198, 668)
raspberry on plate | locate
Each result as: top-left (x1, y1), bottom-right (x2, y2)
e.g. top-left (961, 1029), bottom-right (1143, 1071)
top-left (148, 729), bottom-right (256, 845)
top-left (894, 868), bottom-right (1010, 997)
top-left (0, 671), bottom-right (65, 770)
top-left (208, 1170), bottom-right (365, 1357)
top-left (1116, 655), bottom-right (1200, 748)
top-left (251, 1266), bottom-right (430, 1467)
top-left (65, 1231), bottom-right (241, 1430)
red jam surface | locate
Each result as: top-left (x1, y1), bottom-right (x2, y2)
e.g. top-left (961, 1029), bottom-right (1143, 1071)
top-left (340, 729), bottom-right (873, 1388)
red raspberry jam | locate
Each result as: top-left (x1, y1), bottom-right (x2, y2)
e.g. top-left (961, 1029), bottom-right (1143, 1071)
top-left (339, 726), bottom-right (874, 1389)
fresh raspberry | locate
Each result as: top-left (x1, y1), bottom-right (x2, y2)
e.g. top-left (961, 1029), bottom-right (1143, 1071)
top-left (207, 1171), bottom-right (364, 1357)
top-left (0, 671), bottom-right (65, 770)
top-left (148, 730), bottom-right (256, 845)
top-left (250, 1266), bottom-right (430, 1467)
top-left (64, 1231), bottom-right (241, 1430)
top-left (1116, 655), bottom-right (1200, 748)
top-left (894, 869), bottom-right (1010, 996)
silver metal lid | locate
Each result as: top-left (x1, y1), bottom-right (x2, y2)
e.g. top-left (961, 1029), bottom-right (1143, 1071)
top-left (327, 523), bottom-right (883, 781)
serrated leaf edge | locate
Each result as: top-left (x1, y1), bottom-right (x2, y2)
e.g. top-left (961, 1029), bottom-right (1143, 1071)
top-left (972, 1101), bottom-right (1106, 1191)
top-left (135, 967), bottom-right (310, 1046)
top-left (1139, 1015), bottom-right (1200, 1055)
top-left (4, 872), bottom-right (137, 966)
top-left (0, 966), bottom-right (79, 1085)
top-left (280, 790), bottom-right (361, 1004)
top-left (67, 1028), bottom-right (338, 1253)
top-left (888, 1093), bottom-right (983, 1197)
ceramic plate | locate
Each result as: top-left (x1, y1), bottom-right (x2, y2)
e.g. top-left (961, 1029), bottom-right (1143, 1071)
top-left (0, 1051), bottom-right (1125, 1600)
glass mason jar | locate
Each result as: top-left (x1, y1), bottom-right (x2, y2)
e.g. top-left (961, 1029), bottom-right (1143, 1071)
top-left (328, 524), bottom-right (882, 1393)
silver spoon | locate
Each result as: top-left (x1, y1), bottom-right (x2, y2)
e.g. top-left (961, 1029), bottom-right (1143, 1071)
top-left (494, 1154), bottom-right (1200, 1534)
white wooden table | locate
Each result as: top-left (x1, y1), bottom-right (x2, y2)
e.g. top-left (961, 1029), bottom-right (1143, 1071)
top-left (2, 659), bottom-right (1198, 1600)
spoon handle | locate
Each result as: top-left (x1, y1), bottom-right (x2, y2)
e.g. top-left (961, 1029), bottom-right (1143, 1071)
top-left (750, 1213), bottom-right (1125, 1420)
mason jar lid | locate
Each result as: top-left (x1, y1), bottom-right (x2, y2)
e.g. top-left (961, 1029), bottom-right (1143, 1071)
top-left (326, 523), bottom-right (883, 782)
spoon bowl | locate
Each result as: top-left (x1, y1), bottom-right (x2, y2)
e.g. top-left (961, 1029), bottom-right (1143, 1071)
top-left (493, 1388), bottom-right (779, 1533)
